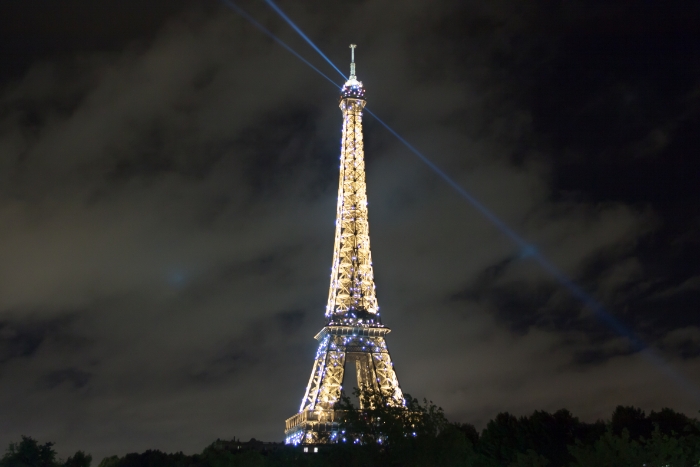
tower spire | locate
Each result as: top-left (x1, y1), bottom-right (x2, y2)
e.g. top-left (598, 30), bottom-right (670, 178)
top-left (349, 43), bottom-right (356, 79)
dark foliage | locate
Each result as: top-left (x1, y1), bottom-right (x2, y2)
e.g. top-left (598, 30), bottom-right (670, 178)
top-left (5, 401), bottom-right (700, 466)
top-left (63, 452), bottom-right (92, 467)
top-left (0, 437), bottom-right (90, 467)
top-left (0, 437), bottom-right (59, 467)
top-left (473, 409), bottom-right (606, 466)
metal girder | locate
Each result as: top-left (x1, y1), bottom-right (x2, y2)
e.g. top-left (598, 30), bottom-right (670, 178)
top-left (325, 95), bottom-right (379, 321)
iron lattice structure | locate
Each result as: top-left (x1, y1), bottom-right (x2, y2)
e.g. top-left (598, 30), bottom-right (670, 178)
top-left (285, 46), bottom-right (404, 445)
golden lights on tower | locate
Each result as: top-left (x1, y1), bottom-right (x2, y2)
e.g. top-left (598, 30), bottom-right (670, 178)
top-left (285, 45), bottom-right (404, 446)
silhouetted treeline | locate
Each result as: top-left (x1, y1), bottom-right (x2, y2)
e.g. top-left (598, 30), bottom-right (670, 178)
top-left (4, 405), bottom-right (700, 467)
top-left (0, 437), bottom-right (91, 467)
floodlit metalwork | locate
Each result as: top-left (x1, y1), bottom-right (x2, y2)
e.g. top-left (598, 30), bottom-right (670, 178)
top-left (285, 46), bottom-right (404, 445)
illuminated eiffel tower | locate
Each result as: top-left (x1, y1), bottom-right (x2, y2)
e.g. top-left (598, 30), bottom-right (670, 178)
top-left (284, 45), bottom-right (404, 445)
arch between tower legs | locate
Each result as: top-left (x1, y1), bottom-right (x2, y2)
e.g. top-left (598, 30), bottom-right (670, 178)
top-left (285, 326), bottom-right (404, 445)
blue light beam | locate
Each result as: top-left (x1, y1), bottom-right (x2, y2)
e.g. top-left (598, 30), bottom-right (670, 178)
top-left (221, 0), bottom-right (700, 401)
top-left (262, 0), bottom-right (348, 81)
top-left (365, 109), bottom-right (529, 250)
top-left (219, 0), bottom-right (340, 89)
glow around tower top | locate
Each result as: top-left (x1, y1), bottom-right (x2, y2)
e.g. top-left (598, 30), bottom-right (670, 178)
top-left (341, 44), bottom-right (365, 99)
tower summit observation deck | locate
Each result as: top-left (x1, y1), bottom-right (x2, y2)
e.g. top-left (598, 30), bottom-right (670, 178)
top-left (285, 45), bottom-right (404, 445)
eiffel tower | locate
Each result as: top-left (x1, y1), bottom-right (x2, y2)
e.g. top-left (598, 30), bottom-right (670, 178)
top-left (284, 45), bottom-right (404, 445)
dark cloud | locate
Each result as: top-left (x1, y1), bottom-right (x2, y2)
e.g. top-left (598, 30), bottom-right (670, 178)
top-left (40, 368), bottom-right (93, 390)
top-left (0, 320), bottom-right (51, 363)
top-left (0, 314), bottom-right (86, 365)
top-left (0, 0), bottom-right (698, 460)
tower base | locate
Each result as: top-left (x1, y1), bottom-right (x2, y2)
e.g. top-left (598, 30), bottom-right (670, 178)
top-left (286, 325), bottom-right (404, 445)
top-left (285, 409), bottom-right (344, 445)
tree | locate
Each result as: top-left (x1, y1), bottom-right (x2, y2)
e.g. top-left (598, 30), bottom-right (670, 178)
top-left (333, 385), bottom-right (472, 466)
top-left (511, 449), bottom-right (550, 467)
top-left (649, 407), bottom-right (700, 437)
top-left (109, 450), bottom-right (203, 467)
top-left (96, 457), bottom-right (118, 467)
top-left (64, 452), bottom-right (91, 467)
top-left (201, 442), bottom-right (265, 467)
top-left (335, 385), bottom-right (449, 447)
top-left (452, 422), bottom-right (479, 446)
top-left (0, 437), bottom-right (59, 467)
top-left (476, 412), bottom-right (522, 466)
top-left (568, 426), bottom-right (700, 467)
top-left (611, 406), bottom-right (653, 441)
top-left (643, 427), bottom-right (699, 467)
top-left (568, 428), bottom-right (644, 467)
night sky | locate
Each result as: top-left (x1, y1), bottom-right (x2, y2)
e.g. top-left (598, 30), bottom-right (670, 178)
top-left (1, 0), bottom-right (699, 460)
